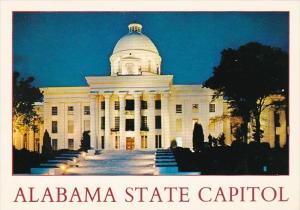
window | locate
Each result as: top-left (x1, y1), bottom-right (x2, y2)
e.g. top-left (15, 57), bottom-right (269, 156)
top-left (115, 117), bottom-right (120, 130)
top-left (155, 135), bottom-right (162, 148)
top-left (141, 116), bottom-right (148, 130)
top-left (148, 60), bottom-right (151, 71)
top-left (176, 119), bottom-right (182, 132)
top-left (34, 138), bottom-right (40, 152)
top-left (155, 116), bottom-right (161, 129)
top-left (275, 134), bottom-right (280, 147)
top-left (68, 106), bottom-right (74, 115)
top-left (141, 136), bottom-right (148, 149)
top-left (68, 139), bottom-right (74, 150)
top-left (84, 106), bottom-right (90, 115)
top-left (68, 120), bottom-right (74, 133)
top-left (192, 119), bottom-right (199, 126)
top-left (192, 104), bottom-right (199, 113)
top-left (52, 106), bottom-right (58, 115)
top-left (209, 104), bottom-right (215, 112)
top-left (176, 104), bottom-right (182, 113)
top-left (155, 100), bottom-right (161, 110)
top-left (52, 139), bottom-right (58, 151)
top-left (52, 121), bottom-right (58, 133)
top-left (141, 100), bottom-right (147, 109)
top-left (101, 101), bottom-right (105, 110)
top-left (101, 136), bottom-right (105, 149)
top-left (126, 100), bottom-right (134, 110)
top-left (115, 136), bottom-right (120, 149)
top-left (101, 117), bottom-right (105, 129)
top-left (275, 112), bottom-right (281, 127)
top-left (126, 119), bottom-right (134, 131)
top-left (115, 101), bottom-right (120, 110)
top-left (209, 122), bottom-right (216, 132)
top-left (23, 134), bottom-right (28, 149)
top-left (84, 120), bottom-right (90, 131)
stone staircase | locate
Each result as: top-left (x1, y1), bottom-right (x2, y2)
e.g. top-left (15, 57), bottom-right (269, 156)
top-left (155, 149), bottom-right (200, 175)
top-left (64, 150), bottom-right (156, 175)
top-left (155, 149), bottom-right (179, 174)
top-left (31, 151), bottom-right (83, 175)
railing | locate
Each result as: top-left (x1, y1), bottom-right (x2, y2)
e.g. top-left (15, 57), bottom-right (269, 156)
top-left (110, 128), bottom-right (119, 132)
top-left (140, 127), bottom-right (149, 131)
top-left (125, 110), bottom-right (134, 115)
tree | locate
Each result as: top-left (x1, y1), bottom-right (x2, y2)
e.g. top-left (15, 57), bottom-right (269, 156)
top-left (170, 140), bottom-right (177, 149)
top-left (193, 122), bottom-right (204, 152)
top-left (13, 71), bottom-right (43, 134)
top-left (80, 131), bottom-right (91, 151)
top-left (42, 129), bottom-right (53, 158)
top-left (208, 134), bottom-right (213, 148)
top-left (218, 133), bottom-right (226, 147)
top-left (204, 42), bottom-right (288, 143)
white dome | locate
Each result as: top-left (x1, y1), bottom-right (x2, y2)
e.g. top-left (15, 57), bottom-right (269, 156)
top-left (113, 33), bottom-right (159, 54)
top-left (110, 23), bottom-right (162, 76)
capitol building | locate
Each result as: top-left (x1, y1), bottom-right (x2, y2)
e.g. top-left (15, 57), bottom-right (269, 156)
top-left (13, 23), bottom-right (287, 152)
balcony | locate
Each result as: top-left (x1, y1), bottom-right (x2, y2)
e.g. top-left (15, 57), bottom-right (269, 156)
top-left (140, 126), bottom-right (149, 131)
top-left (111, 128), bottom-right (119, 132)
top-left (125, 110), bottom-right (134, 115)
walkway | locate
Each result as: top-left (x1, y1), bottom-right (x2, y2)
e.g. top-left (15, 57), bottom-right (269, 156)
top-left (64, 150), bottom-right (156, 175)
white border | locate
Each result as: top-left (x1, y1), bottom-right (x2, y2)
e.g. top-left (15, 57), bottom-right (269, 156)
top-left (1, 1), bottom-right (299, 210)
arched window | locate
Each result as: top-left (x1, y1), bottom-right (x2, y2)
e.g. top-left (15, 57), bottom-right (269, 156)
top-left (148, 60), bottom-right (151, 71)
top-left (23, 134), bottom-right (28, 150)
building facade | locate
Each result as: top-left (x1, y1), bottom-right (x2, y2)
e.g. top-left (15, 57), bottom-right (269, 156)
top-left (13, 23), bottom-right (287, 151)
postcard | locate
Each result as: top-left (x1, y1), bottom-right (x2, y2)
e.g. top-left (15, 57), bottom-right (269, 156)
top-left (0, 0), bottom-right (299, 210)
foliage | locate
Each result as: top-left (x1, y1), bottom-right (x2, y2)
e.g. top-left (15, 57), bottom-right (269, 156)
top-left (170, 140), bottom-right (177, 149)
top-left (13, 71), bottom-right (43, 133)
top-left (173, 143), bottom-right (288, 175)
top-left (204, 42), bottom-right (288, 143)
top-left (217, 133), bottom-right (226, 147)
top-left (193, 122), bottom-right (204, 152)
top-left (80, 131), bottom-right (91, 151)
top-left (208, 133), bottom-right (226, 148)
top-left (41, 129), bottom-right (53, 158)
top-left (208, 134), bottom-right (213, 148)
top-left (13, 147), bottom-right (44, 174)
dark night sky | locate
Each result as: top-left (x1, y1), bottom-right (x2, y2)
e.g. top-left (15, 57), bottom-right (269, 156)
top-left (13, 12), bottom-right (288, 87)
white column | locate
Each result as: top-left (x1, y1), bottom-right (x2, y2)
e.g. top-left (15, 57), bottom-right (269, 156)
top-left (95, 96), bottom-right (100, 149)
top-left (90, 95), bottom-right (97, 149)
top-left (119, 94), bottom-right (126, 150)
top-left (280, 110), bottom-right (287, 148)
top-left (104, 94), bottom-right (111, 150)
top-left (134, 93), bottom-right (141, 149)
top-left (148, 93), bottom-right (156, 149)
top-left (269, 109), bottom-right (275, 148)
top-left (161, 93), bottom-right (170, 148)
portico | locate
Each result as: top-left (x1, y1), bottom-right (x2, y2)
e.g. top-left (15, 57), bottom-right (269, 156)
top-left (85, 78), bottom-right (172, 150)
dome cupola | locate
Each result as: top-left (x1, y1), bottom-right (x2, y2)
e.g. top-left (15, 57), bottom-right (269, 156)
top-left (110, 23), bottom-right (162, 76)
top-left (128, 23), bottom-right (142, 33)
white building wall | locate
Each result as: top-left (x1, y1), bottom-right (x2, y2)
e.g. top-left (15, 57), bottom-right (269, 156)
top-left (169, 86), bottom-right (224, 148)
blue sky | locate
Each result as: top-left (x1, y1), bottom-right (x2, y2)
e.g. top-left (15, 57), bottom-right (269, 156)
top-left (13, 12), bottom-right (288, 87)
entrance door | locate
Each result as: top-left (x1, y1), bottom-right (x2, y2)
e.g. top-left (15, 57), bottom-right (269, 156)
top-left (126, 137), bottom-right (135, 150)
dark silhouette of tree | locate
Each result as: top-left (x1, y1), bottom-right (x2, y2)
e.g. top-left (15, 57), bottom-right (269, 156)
top-left (193, 122), bottom-right (204, 152)
top-left (218, 133), bottom-right (226, 147)
top-left (170, 140), bottom-right (177, 149)
top-left (204, 42), bottom-right (288, 143)
top-left (208, 134), bottom-right (213, 148)
top-left (13, 71), bottom-right (43, 133)
top-left (212, 137), bottom-right (218, 147)
top-left (42, 129), bottom-right (53, 158)
top-left (80, 131), bottom-right (91, 151)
